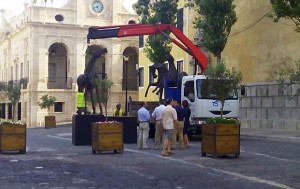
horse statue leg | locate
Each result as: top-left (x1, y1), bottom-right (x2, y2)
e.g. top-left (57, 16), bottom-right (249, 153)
top-left (89, 89), bottom-right (96, 114)
top-left (145, 82), bottom-right (158, 97)
top-left (95, 84), bottom-right (103, 115)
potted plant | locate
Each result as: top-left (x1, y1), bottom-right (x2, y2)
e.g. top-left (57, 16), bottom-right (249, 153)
top-left (201, 62), bottom-right (243, 158)
top-left (38, 94), bottom-right (57, 129)
top-left (91, 78), bottom-right (123, 154)
top-left (0, 81), bottom-right (26, 154)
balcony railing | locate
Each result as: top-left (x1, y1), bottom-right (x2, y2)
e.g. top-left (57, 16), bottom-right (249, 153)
top-left (122, 79), bottom-right (138, 91)
top-left (46, 77), bottom-right (73, 89)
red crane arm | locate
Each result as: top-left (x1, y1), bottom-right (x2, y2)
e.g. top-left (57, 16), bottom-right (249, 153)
top-left (87, 24), bottom-right (208, 71)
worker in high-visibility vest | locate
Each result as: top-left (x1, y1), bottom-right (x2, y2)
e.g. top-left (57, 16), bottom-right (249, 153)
top-left (113, 103), bottom-right (124, 116)
top-left (76, 87), bottom-right (86, 114)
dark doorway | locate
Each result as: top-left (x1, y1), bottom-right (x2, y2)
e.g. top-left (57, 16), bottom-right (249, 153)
top-left (1, 103), bottom-right (5, 119)
top-left (18, 102), bottom-right (21, 120)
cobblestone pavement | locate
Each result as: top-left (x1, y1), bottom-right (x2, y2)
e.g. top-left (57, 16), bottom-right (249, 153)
top-left (0, 125), bottom-right (299, 189)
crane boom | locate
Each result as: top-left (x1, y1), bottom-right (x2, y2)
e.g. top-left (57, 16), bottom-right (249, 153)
top-left (87, 24), bottom-right (208, 71)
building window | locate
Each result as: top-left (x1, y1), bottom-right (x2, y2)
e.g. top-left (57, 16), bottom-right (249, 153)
top-left (20, 63), bottom-right (23, 79)
top-left (16, 64), bottom-right (18, 80)
top-left (8, 103), bottom-right (12, 119)
top-left (54, 102), bottom-right (63, 112)
top-left (1, 103), bottom-right (5, 119)
top-left (138, 67), bottom-right (144, 87)
top-left (139, 36), bottom-right (144, 48)
top-left (177, 8), bottom-right (183, 32)
top-left (149, 66), bottom-right (154, 84)
top-left (11, 66), bottom-right (13, 81)
top-left (177, 60), bottom-right (183, 73)
top-left (48, 63), bottom-right (56, 80)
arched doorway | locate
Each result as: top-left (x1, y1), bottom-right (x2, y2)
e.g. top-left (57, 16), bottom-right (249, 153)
top-left (48, 43), bottom-right (69, 89)
top-left (123, 47), bottom-right (138, 91)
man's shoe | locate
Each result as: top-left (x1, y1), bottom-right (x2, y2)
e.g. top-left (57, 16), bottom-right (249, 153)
top-left (142, 147), bottom-right (150, 150)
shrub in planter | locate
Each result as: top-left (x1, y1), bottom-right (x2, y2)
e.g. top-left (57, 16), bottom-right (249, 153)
top-left (202, 62), bottom-right (242, 158)
top-left (38, 94), bottom-right (57, 128)
top-left (7, 81), bottom-right (21, 122)
top-left (0, 120), bottom-right (26, 154)
top-left (92, 78), bottom-right (124, 154)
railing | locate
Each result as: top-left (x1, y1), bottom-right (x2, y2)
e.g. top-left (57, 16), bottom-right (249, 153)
top-left (46, 77), bottom-right (73, 89)
top-left (122, 79), bottom-right (138, 91)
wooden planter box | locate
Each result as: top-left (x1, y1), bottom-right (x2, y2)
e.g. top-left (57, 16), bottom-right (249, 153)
top-left (0, 124), bottom-right (26, 154)
top-left (45, 116), bottom-right (56, 129)
top-left (201, 123), bottom-right (240, 158)
top-left (92, 122), bottom-right (124, 154)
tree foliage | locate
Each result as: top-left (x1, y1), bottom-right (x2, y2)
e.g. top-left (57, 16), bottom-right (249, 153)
top-left (133, 0), bottom-right (178, 63)
top-left (187, 0), bottom-right (237, 62)
top-left (277, 60), bottom-right (300, 99)
top-left (38, 94), bottom-right (57, 116)
top-left (7, 82), bottom-right (21, 122)
top-left (205, 62), bottom-right (242, 117)
top-left (95, 78), bottom-right (113, 121)
top-left (270, 0), bottom-right (300, 32)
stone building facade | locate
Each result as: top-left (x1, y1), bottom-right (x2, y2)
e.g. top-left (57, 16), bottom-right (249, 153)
top-left (0, 0), bottom-right (139, 127)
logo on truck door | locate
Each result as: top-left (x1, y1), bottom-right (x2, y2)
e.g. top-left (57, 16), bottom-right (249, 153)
top-left (212, 100), bottom-right (219, 107)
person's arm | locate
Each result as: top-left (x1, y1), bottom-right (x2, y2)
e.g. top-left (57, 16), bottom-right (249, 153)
top-left (172, 109), bottom-right (179, 130)
top-left (152, 108), bottom-right (156, 119)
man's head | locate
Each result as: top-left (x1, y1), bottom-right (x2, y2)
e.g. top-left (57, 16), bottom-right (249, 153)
top-left (173, 100), bottom-right (180, 107)
top-left (159, 99), bottom-right (165, 105)
top-left (78, 87), bottom-right (84, 92)
top-left (165, 98), bottom-right (174, 106)
top-left (182, 100), bottom-right (189, 108)
top-left (141, 101), bottom-right (148, 107)
top-left (116, 103), bottom-right (121, 109)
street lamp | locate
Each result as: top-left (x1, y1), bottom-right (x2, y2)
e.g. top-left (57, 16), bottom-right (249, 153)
top-left (123, 55), bottom-right (129, 116)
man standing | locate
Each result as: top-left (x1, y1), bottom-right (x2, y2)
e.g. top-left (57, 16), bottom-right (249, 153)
top-left (137, 101), bottom-right (150, 149)
top-left (76, 87), bottom-right (86, 115)
top-left (152, 99), bottom-right (165, 149)
top-left (113, 103), bottom-right (124, 116)
top-left (172, 100), bottom-right (185, 149)
top-left (161, 98), bottom-right (178, 156)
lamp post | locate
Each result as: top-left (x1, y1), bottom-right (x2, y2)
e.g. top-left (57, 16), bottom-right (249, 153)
top-left (123, 55), bottom-right (129, 116)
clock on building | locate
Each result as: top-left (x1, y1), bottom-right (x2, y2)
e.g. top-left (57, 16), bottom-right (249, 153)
top-left (91, 0), bottom-right (104, 13)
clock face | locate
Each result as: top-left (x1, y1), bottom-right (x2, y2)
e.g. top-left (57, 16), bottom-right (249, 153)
top-left (91, 0), bottom-right (104, 13)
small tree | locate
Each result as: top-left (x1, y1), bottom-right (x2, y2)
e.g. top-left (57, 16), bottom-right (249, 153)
top-left (38, 94), bottom-right (57, 116)
top-left (205, 62), bottom-right (242, 118)
top-left (95, 78), bottom-right (113, 121)
top-left (7, 81), bottom-right (21, 122)
top-left (187, 0), bottom-right (237, 62)
top-left (277, 59), bottom-right (300, 99)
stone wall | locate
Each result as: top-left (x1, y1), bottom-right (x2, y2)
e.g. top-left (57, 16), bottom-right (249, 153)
top-left (240, 83), bottom-right (300, 131)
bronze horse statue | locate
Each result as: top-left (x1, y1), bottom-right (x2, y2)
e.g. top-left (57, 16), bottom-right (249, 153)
top-left (145, 52), bottom-right (187, 100)
top-left (77, 47), bottom-right (107, 114)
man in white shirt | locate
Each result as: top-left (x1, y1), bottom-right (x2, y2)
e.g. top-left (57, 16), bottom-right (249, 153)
top-left (152, 99), bottom-right (165, 150)
top-left (161, 98), bottom-right (178, 156)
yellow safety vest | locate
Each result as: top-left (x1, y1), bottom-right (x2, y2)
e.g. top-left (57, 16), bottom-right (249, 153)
top-left (113, 109), bottom-right (124, 116)
top-left (76, 92), bottom-right (85, 108)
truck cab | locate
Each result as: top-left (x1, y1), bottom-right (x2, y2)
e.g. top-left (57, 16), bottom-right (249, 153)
top-left (165, 75), bottom-right (240, 136)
